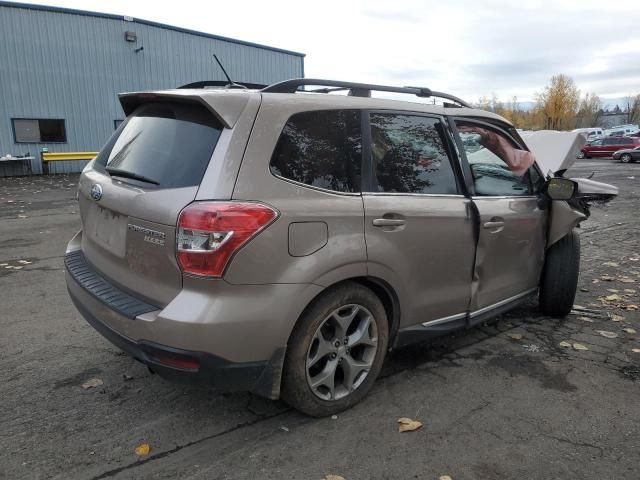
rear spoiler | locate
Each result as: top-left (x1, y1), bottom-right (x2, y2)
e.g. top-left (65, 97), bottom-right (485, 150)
top-left (118, 90), bottom-right (252, 129)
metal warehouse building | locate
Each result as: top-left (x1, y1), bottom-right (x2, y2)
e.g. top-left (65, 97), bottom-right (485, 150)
top-left (0, 1), bottom-right (305, 176)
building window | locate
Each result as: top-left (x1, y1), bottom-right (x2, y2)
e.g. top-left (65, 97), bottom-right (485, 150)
top-left (114, 119), bottom-right (124, 129)
top-left (12, 119), bottom-right (66, 143)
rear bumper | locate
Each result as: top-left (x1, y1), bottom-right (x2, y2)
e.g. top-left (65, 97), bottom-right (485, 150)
top-left (68, 287), bottom-right (279, 393)
top-left (65, 241), bottom-right (322, 399)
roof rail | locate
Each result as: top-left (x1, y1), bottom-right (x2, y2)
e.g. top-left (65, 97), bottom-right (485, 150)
top-left (261, 78), bottom-right (471, 108)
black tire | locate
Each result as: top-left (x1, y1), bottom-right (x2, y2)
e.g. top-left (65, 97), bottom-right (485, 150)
top-left (620, 153), bottom-right (632, 163)
top-left (539, 230), bottom-right (580, 317)
top-left (577, 151), bottom-right (585, 159)
top-left (281, 282), bottom-right (389, 417)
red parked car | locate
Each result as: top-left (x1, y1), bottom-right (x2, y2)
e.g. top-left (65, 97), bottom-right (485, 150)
top-left (578, 136), bottom-right (640, 158)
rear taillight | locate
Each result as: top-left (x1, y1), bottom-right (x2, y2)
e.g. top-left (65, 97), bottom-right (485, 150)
top-left (176, 202), bottom-right (278, 277)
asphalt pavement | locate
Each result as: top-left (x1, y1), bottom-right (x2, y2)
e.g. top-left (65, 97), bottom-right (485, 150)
top-left (1, 158), bottom-right (639, 480)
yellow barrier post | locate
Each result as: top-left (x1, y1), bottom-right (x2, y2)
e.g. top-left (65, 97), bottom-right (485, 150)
top-left (41, 152), bottom-right (99, 175)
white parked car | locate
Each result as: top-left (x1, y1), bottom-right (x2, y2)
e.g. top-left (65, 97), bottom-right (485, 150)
top-left (571, 128), bottom-right (603, 141)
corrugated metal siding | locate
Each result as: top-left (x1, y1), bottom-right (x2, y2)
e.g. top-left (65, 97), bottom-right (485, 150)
top-left (0, 4), bottom-right (304, 176)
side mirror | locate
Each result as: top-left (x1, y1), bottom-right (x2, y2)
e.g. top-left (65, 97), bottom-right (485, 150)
top-left (545, 177), bottom-right (578, 201)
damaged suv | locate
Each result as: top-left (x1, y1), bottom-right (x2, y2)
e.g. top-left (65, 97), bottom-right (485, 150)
top-left (65, 79), bottom-right (616, 416)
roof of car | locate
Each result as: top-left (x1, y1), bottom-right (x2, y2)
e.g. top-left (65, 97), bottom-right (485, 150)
top-left (120, 87), bottom-right (513, 127)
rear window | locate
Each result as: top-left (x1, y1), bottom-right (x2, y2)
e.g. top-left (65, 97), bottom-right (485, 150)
top-left (95, 102), bottom-right (222, 188)
top-left (270, 110), bottom-right (362, 193)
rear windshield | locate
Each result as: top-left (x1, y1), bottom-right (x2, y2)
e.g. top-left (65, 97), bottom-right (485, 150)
top-left (95, 102), bottom-right (222, 188)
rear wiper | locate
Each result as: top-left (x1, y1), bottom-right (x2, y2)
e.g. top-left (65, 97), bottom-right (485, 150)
top-left (105, 167), bottom-right (160, 185)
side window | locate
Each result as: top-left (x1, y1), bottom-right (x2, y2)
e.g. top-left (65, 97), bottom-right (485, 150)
top-left (455, 120), bottom-right (535, 196)
top-left (368, 113), bottom-right (458, 194)
top-left (270, 110), bottom-right (362, 193)
top-left (604, 138), bottom-right (616, 145)
top-left (622, 138), bottom-right (633, 145)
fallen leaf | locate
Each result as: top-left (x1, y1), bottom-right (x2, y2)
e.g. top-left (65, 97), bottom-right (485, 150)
top-left (596, 330), bottom-right (618, 339)
top-left (619, 278), bottom-right (636, 284)
top-left (507, 333), bottom-right (523, 340)
top-left (439, 476), bottom-right (453, 480)
top-left (606, 289), bottom-right (619, 293)
top-left (81, 378), bottom-right (103, 389)
top-left (17, 260), bottom-right (31, 265)
top-left (611, 314), bottom-right (625, 322)
top-left (632, 349), bottom-right (640, 353)
top-left (577, 316), bottom-right (594, 323)
top-left (559, 341), bottom-right (572, 348)
top-left (397, 417), bottom-right (423, 433)
top-left (323, 476), bottom-right (345, 480)
top-left (600, 275), bottom-right (615, 281)
top-left (622, 328), bottom-right (637, 334)
top-left (603, 261), bottom-right (619, 267)
top-left (592, 279), bottom-right (600, 284)
top-left (134, 443), bottom-right (150, 456)
top-left (627, 305), bottom-right (639, 311)
top-left (624, 289), bottom-right (636, 293)
top-left (572, 304), bottom-right (586, 310)
top-left (604, 294), bottom-right (623, 302)
top-left (572, 343), bottom-right (589, 351)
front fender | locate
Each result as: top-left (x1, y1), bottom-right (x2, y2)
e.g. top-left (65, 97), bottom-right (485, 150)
top-left (547, 201), bottom-right (586, 247)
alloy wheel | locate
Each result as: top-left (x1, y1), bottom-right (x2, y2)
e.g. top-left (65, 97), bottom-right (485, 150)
top-left (305, 304), bottom-right (378, 401)
top-left (621, 154), bottom-right (631, 163)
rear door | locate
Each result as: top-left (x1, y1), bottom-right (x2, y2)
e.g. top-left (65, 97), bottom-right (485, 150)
top-left (78, 100), bottom-right (240, 306)
top-left (604, 137), bottom-right (623, 156)
top-left (452, 118), bottom-right (547, 319)
top-left (362, 112), bottom-right (475, 327)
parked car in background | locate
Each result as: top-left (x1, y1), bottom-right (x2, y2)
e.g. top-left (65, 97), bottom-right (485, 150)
top-left (604, 124), bottom-right (639, 137)
top-left (578, 136), bottom-right (640, 158)
top-left (571, 127), bottom-right (603, 141)
top-left (612, 145), bottom-right (640, 163)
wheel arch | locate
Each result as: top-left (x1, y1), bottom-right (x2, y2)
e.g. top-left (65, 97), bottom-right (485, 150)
top-left (287, 276), bottom-right (401, 350)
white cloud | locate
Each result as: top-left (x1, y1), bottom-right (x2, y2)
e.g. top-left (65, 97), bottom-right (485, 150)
top-left (9, 0), bottom-right (640, 102)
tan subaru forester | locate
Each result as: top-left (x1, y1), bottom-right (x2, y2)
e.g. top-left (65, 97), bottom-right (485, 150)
top-left (65, 78), bottom-right (615, 416)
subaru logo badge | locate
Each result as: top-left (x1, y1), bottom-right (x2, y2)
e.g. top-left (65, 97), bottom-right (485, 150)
top-left (90, 184), bottom-right (103, 201)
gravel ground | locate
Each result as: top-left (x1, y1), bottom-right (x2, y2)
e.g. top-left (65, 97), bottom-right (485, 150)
top-left (0, 158), bottom-right (638, 480)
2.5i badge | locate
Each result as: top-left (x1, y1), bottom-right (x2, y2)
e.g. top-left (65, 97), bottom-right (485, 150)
top-left (127, 223), bottom-right (166, 246)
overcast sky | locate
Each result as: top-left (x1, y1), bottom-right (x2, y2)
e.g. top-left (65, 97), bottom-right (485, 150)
top-left (13, 0), bottom-right (640, 103)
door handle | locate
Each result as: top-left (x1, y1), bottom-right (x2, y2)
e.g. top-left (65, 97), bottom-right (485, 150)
top-left (373, 218), bottom-right (406, 227)
top-left (483, 216), bottom-right (505, 232)
top-left (483, 221), bottom-right (505, 229)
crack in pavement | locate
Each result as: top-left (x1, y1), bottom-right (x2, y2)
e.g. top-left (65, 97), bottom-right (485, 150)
top-left (89, 409), bottom-right (290, 480)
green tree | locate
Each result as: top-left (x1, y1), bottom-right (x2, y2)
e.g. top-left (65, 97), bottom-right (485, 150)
top-left (576, 93), bottom-right (602, 128)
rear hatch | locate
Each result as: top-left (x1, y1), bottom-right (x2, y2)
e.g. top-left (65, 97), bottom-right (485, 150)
top-left (77, 100), bottom-right (224, 306)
